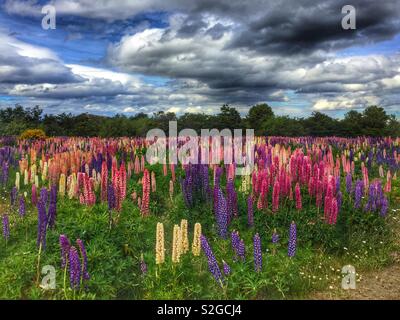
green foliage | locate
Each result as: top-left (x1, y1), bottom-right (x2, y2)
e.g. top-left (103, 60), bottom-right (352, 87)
top-left (0, 104), bottom-right (399, 137)
top-left (245, 103), bottom-right (274, 135)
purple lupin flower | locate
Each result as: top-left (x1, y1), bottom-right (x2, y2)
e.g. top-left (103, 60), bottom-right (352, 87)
top-left (272, 229), bottom-right (279, 244)
top-left (238, 239), bottom-right (245, 261)
top-left (19, 196), bottom-right (26, 217)
top-left (47, 186), bottom-right (57, 229)
top-left (140, 254), bottom-right (147, 275)
top-left (2, 214), bottom-right (10, 241)
top-left (76, 239), bottom-right (90, 281)
top-left (380, 196), bottom-right (388, 217)
top-left (37, 200), bottom-right (47, 249)
top-left (247, 195), bottom-right (254, 227)
top-left (215, 188), bottom-right (228, 239)
top-left (10, 186), bottom-right (17, 206)
top-left (336, 191), bottom-right (343, 211)
top-left (288, 221), bottom-right (297, 258)
top-left (231, 230), bottom-right (240, 261)
top-left (345, 173), bottom-right (352, 194)
top-left (365, 183), bottom-right (377, 212)
top-left (222, 260), bottom-right (231, 276)
top-left (40, 187), bottom-right (48, 206)
top-left (354, 180), bottom-right (364, 209)
top-left (1, 162), bottom-right (9, 185)
top-left (226, 179), bottom-right (238, 220)
top-left (253, 233), bottom-right (262, 272)
top-left (59, 234), bottom-right (71, 268)
top-left (201, 234), bottom-right (223, 285)
top-left (69, 246), bottom-right (81, 290)
top-left (107, 183), bottom-right (116, 210)
top-left (335, 176), bottom-right (340, 194)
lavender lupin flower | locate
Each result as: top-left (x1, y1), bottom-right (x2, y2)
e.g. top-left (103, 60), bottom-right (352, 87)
top-left (76, 239), bottom-right (90, 280)
top-left (288, 221), bottom-right (297, 258)
top-left (222, 260), bottom-right (231, 276)
top-left (201, 235), bottom-right (223, 285)
top-left (253, 233), bottom-right (262, 272)
top-left (59, 234), bottom-right (71, 268)
top-left (2, 214), bottom-right (10, 241)
top-left (69, 246), bottom-right (81, 290)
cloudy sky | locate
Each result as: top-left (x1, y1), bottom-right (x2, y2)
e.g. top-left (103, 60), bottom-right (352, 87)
top-left (0, 0), bottom-right (399, 118)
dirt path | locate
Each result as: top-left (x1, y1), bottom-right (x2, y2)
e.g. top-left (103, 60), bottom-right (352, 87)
top-left (311, 263), bottom-right (400, 300)
top-left (311, 206), bottom-right (400, 300)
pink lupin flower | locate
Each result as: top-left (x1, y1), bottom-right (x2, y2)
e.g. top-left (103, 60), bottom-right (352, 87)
top-left (328, 198), bottom-right (338, 225)
top-left (384, 170), bottom-right (392, 193)
top-left (141, 169), bottom-right (150, 216)
top-left (119, 162), bottom-right (127, 202)
top-left (134, 156), bottom-right (140, 174)
top-left (100, 161), bottom-right (108, 202)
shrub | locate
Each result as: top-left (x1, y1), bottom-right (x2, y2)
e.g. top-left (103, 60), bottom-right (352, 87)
top-left (19, 129), bottom-right (46, 140)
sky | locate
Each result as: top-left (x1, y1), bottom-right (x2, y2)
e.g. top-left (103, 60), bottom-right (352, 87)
top-left (0, 0), bottom-right (399, 118)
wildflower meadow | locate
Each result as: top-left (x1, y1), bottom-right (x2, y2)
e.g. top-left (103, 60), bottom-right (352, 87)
top-left (0, 135), bottom-right (399, 299)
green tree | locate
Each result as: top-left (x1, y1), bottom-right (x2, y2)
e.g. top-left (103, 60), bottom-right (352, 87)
top-left (245, 103), bottom-right (274, 135)
top-left (304, 112), bottom-right (339, 136)
top-left (264, 116), bottom-right (306, 136)
top-left (361, 105), bottom-right (390, 136)
top-left (340, 110), bottom-right (363, 137)
top-left (215, 105), bottom-right (242, 130)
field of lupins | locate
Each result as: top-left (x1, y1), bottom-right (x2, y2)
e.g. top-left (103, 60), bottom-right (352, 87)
top-left (0, 136), bottom-right (399, 299)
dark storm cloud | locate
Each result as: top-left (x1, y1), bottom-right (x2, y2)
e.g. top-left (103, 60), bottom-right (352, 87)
top-left (226, 0), bottom-right (400, 54)
top-left (2, 0), bottom-right (400, 113)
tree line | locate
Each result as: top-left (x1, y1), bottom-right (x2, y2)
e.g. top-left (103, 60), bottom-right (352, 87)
top-left (0, 104), bottom-right (399, 137)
